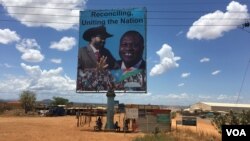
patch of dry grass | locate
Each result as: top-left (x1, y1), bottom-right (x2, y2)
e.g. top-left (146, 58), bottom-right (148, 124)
top-left (133, 129), bottom-right (220, 141)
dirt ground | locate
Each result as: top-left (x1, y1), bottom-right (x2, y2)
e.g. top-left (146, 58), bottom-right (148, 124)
top-left (0, 115), bottom-right (145, 141)
top-left (0, 114), bottom-right (220, 141)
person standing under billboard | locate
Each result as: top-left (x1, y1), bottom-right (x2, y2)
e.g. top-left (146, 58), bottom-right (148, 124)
top-left (77, 26), bottom-right (117, 91)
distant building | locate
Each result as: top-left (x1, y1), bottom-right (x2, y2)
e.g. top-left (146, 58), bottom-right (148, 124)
top-left (190, 102), bottom-right (250, 113)
top-left (6, 101), bottom-right (22, 109)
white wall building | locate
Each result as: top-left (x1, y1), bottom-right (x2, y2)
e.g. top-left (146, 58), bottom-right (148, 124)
top-left (190, 102), bottom-right (250, 112)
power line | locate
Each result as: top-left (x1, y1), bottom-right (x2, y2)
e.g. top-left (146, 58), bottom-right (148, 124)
top-left (239, 26), bottom-right (250, 34)
top-left (0, 5), bottom-right (249, 13)
top-left (238, 20), bottom-right (250, 33)
top-left (148, 24), bottom-right (242, 27)
top-left (0, 19), bottom-right (247, 27)
top-left (236, 59), bottom-right (250, 104)
top-left (149, 10), bottom-right (248, 13)
top-left (2, 12), bottom-right (80, 17)
top-left (0, 19), bottom-right (78, 24)
top-left (149, 17), bottom-right (250, 20)
top-left (0, 1), bottom-right (83, 5)
top-left (0, 0), bottom-right (244, 5)
top-left (0, 5), bottom-right (81, 10)
top-left (239, 28), bottom-right (250, 34)
top-left (0, 4), bottom-right (249, 28)
top-left (1, 12), bottom-right (250, 21)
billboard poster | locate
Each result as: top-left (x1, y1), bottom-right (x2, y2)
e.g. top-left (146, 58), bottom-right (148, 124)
top-left (76, 8), bottom-right (147, 93)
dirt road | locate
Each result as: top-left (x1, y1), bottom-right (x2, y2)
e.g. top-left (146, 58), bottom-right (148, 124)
top-left (0, 113), bottom-right (220, 141)
top-left (0, 116), bottom-right (143, 141)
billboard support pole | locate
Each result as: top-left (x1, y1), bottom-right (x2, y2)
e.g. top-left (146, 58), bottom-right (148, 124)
top-left (106, 89), bottom-right (116, 130)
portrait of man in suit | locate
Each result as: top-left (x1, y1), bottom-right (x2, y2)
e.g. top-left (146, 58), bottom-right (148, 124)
top-left (111, 30), bottom-right (146, 91)
top-left (76, 8), bottom-right (146, 92)
top-left (78, 26), bottom-right (117, 71)
top-left (118, 30), bottom-right (145, 70)
top-left (77, 26), bottom-right (117, 91)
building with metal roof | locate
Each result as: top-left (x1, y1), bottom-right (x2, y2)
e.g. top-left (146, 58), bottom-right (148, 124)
top-left (190, 102), bottom-right (250, 112)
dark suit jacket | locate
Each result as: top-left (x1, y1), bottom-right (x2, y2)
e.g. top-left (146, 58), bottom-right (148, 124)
top-left (78, 45), bottom-right (117, 70)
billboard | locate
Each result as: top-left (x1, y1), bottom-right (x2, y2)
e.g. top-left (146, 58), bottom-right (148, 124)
top-left (76, 8), bottom-right (147, 93)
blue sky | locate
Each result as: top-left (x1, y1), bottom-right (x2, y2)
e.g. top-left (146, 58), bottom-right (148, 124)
top-left (0, 0), bottom-right (250, 105)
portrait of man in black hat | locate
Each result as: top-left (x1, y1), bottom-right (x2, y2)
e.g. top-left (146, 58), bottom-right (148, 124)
top-left (77, 26), bottom-right (118, 91)
top-left (78, 26), bottom-right (117, 71)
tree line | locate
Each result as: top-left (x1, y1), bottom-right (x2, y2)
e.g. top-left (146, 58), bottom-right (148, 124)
top-left (212, 110), bottom-right (250, 133)
top-left (19, 90), bottom-right (70, 114)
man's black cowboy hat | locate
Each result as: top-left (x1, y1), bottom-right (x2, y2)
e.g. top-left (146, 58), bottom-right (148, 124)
top-left (83, 26), bottom-right (113, 41)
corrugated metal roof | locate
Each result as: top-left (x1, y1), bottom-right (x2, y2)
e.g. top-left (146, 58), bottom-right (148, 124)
top-left (201, 102), bottom-right (250, 108)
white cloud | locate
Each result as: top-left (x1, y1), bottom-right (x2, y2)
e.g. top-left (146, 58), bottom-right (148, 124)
top-left (150, 44), bottom-right (181, 76)
top-left (20, 63), bottom-right (42, 78)
top-left (212, 70), bottom-right (221, 75)
top-left (166, 93), bottom-right (189, 99)
top-left (178, 83), bottom-right (184, 87)
top-left (181, 72), bottom-right (191, 78)
top-left (0, 0), bottom-right (87, 31)
top-left (21, 49), bottom-right (44, 62)
top-left (200, 57), bottom-right (210, 63)
top-left (50, 37), bottom-right (76, 51)
top-left (187, 1), bottom-right (249, 40)
top-left (4, 63), bottom-right (13, 68)
top-left (51, 58), bottom-right (62, 64)
top-left (176, 31), bottom-right (183, 36)
top-left (120, 92), bottom-right (250, 105)
top-left (20, 63), bottom-right (75, 92)
top-left (198, 95), bottom-right (211, 99)
top-left (0, 63), bottom-right (14, 68)
top-left (216, 94), bottom-right (238, 102)
top-left (0, 63), bottom-right (75, 98)
top-left (16, 39), bottom-right (44, 62)
top-left (217, 94), bottom-right (229, 100)
top-left (0, 28), bottom-right (20, 44)
top-left (0, 75), bottom-right (31, 93)
top-left (116, 92), bottom-right (191, 105)
top-left (16, 38), bottom-right (40, 52)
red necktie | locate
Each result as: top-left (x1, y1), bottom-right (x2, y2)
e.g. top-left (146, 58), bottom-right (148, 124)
top-left (95, 51), bottom-right (100, 61)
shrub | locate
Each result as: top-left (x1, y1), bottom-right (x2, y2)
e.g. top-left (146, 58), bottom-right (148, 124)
top-left (133, 129), bottom-right (220, 141)
top-left (212, 110), bottom-right (250, 133)
top-left (133, 133), bottom-right (174, 141)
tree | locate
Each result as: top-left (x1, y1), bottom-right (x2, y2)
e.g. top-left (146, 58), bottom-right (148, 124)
top-left (212, 110), bottom-right (250, 133)
top-left (211, 114), bottom-right (227, 133)
top-left (51, 97), bottom-right (69, 106)
top-left (239, 110), bottom-right (250, 124)
top-left (19, 90), bottom-right (36, 114)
